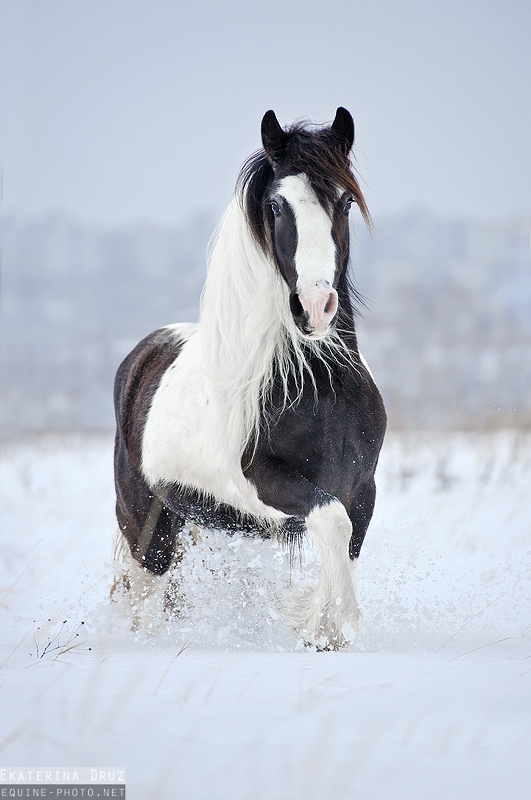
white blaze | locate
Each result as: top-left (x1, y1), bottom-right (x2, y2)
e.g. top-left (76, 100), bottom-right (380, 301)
top-left (276, 173), bottom-right (338, 334)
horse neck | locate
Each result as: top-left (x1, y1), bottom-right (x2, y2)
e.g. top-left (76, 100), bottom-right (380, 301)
top-left (198, 199), bottom-right (359, 456)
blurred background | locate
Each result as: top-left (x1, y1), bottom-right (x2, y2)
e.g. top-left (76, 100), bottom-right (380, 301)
top-left (1, 0), bottom-right (530, 435)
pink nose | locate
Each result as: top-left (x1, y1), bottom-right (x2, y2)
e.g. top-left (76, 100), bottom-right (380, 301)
top-left (298, 287), bottom-right (338, 333)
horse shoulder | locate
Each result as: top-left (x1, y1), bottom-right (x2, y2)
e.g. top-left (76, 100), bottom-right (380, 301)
top-left (252, 352), bottom-right (385, 490)
top-left (140, 328), bottom-right (218, 490)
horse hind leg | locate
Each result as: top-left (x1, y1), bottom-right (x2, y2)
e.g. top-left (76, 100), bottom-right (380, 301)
top-left (111, 506), bottom-right (192, 633)
top-left (163, 523), bottom-right (203, 616)
top-left (289, 500), bottom-right (360, 650)
top-left (111, 525), bottom-right (132, 598)
top-left (110, 527), bottom-right (171, 632)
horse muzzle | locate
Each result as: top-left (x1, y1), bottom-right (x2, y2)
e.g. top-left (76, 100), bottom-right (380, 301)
top-left (291, 285), bottom-right (339, 339)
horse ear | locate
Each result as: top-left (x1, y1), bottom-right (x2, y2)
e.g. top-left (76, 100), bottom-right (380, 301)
top-left (331, 107), bottom-right (355, 152)
top-left (261, 110), bottom-right (289, 163)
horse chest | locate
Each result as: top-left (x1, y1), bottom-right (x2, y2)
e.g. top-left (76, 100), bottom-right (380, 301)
top-left (261, 376), bottom-right (376, 487)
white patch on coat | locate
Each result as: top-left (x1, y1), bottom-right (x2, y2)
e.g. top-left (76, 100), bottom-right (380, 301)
top-left (141, 324), bottom-right (287, 522)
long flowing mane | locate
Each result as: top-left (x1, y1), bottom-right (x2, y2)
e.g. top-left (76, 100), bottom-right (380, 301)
top-left (199, 122), bottom-right (372, 461)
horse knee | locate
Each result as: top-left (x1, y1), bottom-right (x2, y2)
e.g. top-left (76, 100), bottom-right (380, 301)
top-left (306, 500), bottom-right (352, 553)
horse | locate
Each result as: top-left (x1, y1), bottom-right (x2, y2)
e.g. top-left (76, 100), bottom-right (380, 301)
top-left (112, 107), bottom-right (386, 649)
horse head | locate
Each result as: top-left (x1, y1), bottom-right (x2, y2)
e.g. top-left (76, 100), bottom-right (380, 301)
top-left (239, 108), bottom-right (371, 340)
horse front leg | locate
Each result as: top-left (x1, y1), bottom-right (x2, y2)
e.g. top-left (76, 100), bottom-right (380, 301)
top-left (244, 458), bottom-right (360, 650)
top-left (291, 499), bottom-right (360, 650)
top-left (304, 479), bottom-right (377, 648)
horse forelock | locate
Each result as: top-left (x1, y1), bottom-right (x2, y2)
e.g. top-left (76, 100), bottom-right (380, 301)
top-left (236, 120), bottom-right (373, 254)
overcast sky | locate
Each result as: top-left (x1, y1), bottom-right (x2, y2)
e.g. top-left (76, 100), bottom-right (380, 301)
top-left (2, 0), bottom-right (530, 228)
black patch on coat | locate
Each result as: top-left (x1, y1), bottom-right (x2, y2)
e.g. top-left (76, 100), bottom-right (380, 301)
top-left (114, 327), bottom-right (186, 573)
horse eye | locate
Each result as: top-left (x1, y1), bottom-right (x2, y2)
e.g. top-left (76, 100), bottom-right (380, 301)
top-left (270, 200), bottom-right (281, 216)
top-left (343, 197), bottom-right (354, 214)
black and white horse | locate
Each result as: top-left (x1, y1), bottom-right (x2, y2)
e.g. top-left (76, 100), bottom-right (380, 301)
top-left (113, 108), bottom-right (386, 649)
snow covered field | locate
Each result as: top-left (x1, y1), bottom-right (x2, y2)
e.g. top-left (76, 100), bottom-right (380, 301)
top-left (1, 430), bottom-right (530, 799)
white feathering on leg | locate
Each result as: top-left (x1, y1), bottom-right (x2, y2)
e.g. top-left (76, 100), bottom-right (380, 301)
top-left (288, 501), bottom-right (360, 649)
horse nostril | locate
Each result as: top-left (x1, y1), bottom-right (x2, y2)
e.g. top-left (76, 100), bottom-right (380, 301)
top-left (324, 292), bottom-right (338, 316)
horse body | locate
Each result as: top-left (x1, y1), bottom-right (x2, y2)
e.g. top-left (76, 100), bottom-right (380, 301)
top-left (113, 108), bottom-right (386, 648)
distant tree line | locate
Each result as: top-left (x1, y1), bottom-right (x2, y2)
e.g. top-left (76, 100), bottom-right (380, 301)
top-left (1, 210), bottom-right (529, 435)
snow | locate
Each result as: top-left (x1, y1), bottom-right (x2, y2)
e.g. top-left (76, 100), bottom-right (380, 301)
top-left (1, 430), bottom-right (530, 799)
